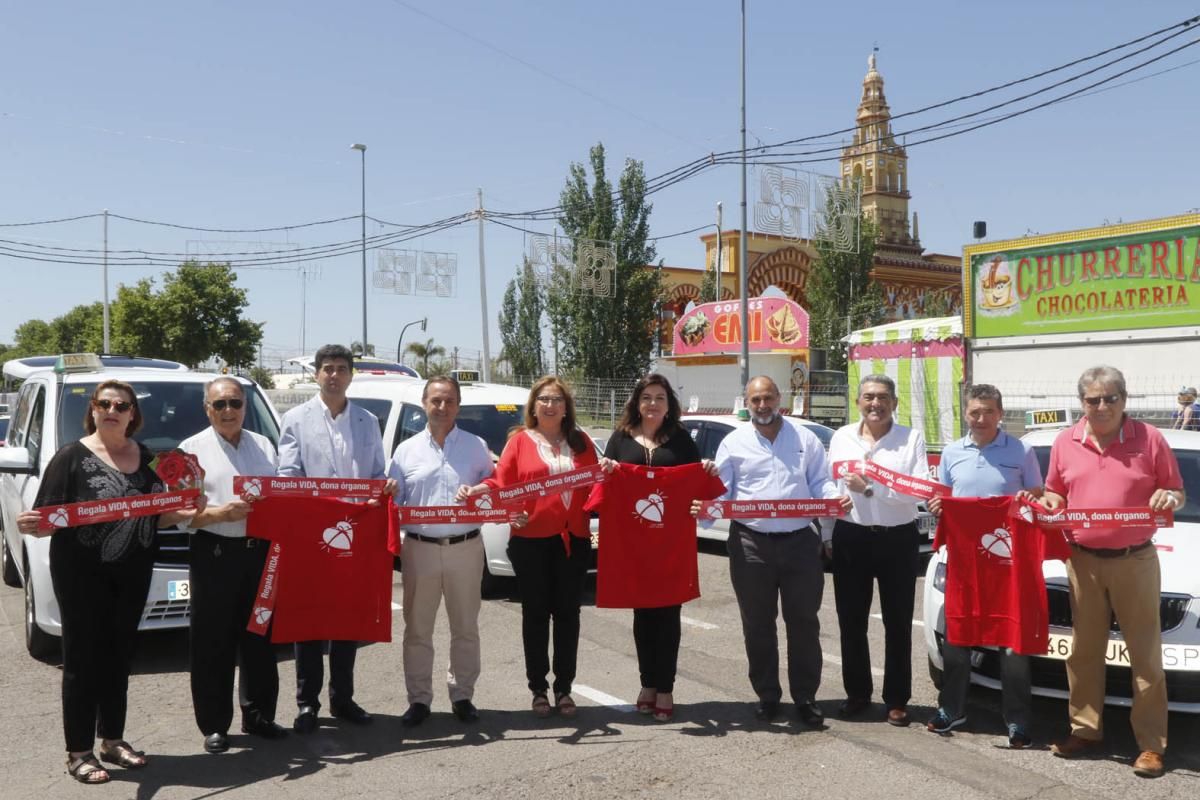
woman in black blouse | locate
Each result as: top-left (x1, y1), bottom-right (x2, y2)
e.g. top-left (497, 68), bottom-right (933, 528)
top-left (17, 380), bottom-right (200, 784)
top-left (603, 373), bottom-right (708, 722)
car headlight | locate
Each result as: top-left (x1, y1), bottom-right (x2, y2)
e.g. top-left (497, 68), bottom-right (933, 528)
top-left (932, 561), bottom-right (947, 593)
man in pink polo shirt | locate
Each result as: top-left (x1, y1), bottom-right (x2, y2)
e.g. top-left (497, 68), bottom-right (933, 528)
top-left (1041, 366), bottom-right (1184, 779)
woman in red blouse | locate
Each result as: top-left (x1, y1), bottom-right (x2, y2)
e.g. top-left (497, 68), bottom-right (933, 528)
top-left (468, 376), bottom-right (601, 718)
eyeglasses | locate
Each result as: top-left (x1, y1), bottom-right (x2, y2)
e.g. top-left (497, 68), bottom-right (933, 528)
top-left (209, 398), bottom-right (244, 411)
top-left (93, 399), bottom-right (133, 413)
top-left (536, 395), bottom-right (565, 406)
top-left (1082, 394), bottom-right (1122, 407)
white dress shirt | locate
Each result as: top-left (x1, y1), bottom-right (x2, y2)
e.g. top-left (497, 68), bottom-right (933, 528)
top-left (828, 419), bottom-right (928, 527)
top-left (321, 398), bottom-right (355, 479)
top-left (389, 426), bottom-right (495, 537)
top-left (180, 426), bottom-right (278, 538)
top-left (714, 418), bottom-right (840, 533)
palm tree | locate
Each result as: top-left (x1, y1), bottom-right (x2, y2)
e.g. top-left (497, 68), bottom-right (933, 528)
top-left (405, 338), bottom-right (445, 375)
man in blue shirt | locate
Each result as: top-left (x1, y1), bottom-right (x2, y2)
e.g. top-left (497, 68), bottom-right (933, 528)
top-left (925, 384), bottom-right (1042, 747)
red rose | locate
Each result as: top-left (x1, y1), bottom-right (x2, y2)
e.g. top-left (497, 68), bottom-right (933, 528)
top-left (154, 451), bottom-right (193, 489)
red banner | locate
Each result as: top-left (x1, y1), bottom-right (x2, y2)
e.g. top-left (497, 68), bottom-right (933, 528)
top-left (246, 540), bottom-right (282, 635)
top-left (698, 498), bottom-right (846, 520)
top-left (470, 463), bottom-right (606, 509)
top-left (234, 475), bottom-right (389, 500)
top-left (1020, 504), bottom-right (1174, 530)
top-left (37, 489), bottom-right (200, 532)
top-left (832, 460), bottom-right (949, 501)
top-left (397, 505), bottom-right (516, 525)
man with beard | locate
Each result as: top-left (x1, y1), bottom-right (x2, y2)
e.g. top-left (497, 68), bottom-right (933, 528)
top-left (699, 376), bottom-right (851, 725)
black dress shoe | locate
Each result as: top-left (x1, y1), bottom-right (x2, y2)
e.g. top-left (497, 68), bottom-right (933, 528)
top-left (331, 700), bottom-right (373, 725)
top-left (796, 701), bottom-right (825, 727)
top-left (452, 699), bottom-right (479, 722)
top-left (755, 700), bottom-right (781, 722)
top-left (242, 719), bottom-right (289, 739)
top-left (293, 705), bottom-right (319, 734)
top-left (401, 702), bottom-right (431, 726)
top-left (838, 697), bottom-right (871, 718)
top-left (204, 732), bottom-right (230, 753)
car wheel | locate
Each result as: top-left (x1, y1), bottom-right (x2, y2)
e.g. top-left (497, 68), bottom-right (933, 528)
top-left (23, 555), bottom-right (60, 661)
top-left (480, 561), bottom-right (508, 599)
top-left (928, 656), bottom-right (943, 691)
top-left (1, 534), bottom-right (21, 587)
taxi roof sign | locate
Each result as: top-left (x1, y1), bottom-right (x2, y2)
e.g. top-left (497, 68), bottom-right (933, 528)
top-left (1025, 408), bottom-right (1072, 429)
top-left (451, 369), bottom-right (480, 384)
top-left (54, 353), bottom-right (104, 374)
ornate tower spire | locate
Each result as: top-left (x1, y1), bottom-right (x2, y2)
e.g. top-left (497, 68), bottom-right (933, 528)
top-left (840, 50), bottom-right (918, 252)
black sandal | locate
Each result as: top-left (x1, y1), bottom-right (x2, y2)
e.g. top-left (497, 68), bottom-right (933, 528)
top-left (66, 753), bottom-right (111, 784)
top-left (98, 739), bottom-right (147, 769)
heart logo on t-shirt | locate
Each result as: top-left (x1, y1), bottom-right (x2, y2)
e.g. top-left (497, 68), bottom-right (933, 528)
top-left (253, 606), bottom-right (272, 625)
top-left (979, 527), bottom-right (1012, 560)
top-left (634, 493), bottom-right (665, 523)
top-left (322, 520), bottom-right (355, 551)
top-left (48, 508), bottom-right (70, 528)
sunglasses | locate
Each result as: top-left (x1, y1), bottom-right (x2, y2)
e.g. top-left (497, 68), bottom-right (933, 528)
top-left (535, 395), bottom-right (565, 406)
top-left (209, 398), bottom-right (244, 411)
top-left (93, 399), bottom-right (133, 413)
top-left (1082, 394), bottom-right (1122, 407)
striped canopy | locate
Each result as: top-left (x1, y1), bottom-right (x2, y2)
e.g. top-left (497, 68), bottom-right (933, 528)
top-left (843, 316), bottom-right (964, 446)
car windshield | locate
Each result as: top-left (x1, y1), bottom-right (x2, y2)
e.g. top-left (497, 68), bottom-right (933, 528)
top-left (1032, 445), bottom-right (1200, 524)
top-left (58, 381), bottom-right (279, 452)
top-left (798, 421), bottom-right (834, 449)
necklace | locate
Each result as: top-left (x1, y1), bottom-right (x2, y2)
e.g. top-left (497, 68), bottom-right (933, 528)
top-left (638, 426), bottom-right (658, 466)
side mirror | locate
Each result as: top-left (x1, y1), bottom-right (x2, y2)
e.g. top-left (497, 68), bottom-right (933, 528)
top-left (0, 446), bottom-right (37, 476)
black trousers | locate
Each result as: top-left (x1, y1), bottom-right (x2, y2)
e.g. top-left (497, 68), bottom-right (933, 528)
top-left (49, 536), bottom-right (154, 753)
top-left (633, 605), bottom-right (682, 693)
top-left (831, 520), bottom-right (920, 708)
top-left (506, 535), bottom-right (589, 695)
top-left (728, 522), bottom-right (825, 704)
top-left (294, 639), bottom-right (358, 710)
top-left (189, 531), bottom-right (279, 735)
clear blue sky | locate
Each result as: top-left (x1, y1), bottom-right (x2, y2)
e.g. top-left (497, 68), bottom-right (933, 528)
top-left (3, 0), bottom-right (1198, 368)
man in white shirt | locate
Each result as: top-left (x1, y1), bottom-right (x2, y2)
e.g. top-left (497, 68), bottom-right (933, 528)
top-left (277, 344), bottom-right (392, 733)
top-left (180, 377), bottom-right (285, 754)
top-left (704, 377), bottom-right (851, 725)
top-left (388, 377), bottom-right (495, 726)
top-left (827, 374), bottom-right (928, 727)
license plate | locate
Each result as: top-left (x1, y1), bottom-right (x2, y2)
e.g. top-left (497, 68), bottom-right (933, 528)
top-left (167, 579), bottom-right (191, 601)
top-left (1042, 633), bottom-right (1132, 667)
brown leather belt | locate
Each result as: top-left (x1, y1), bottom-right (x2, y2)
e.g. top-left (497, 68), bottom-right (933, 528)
top-left (1072, 539), bottom-right (1153, 559)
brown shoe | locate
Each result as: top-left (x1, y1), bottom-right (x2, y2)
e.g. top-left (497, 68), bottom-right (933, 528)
top-left (1050, 734), bottom-right (1103, 758)
top-left (886, 707), bottom-right (910, 727)
top-left (1132, 751), bottom-right (1164, 778)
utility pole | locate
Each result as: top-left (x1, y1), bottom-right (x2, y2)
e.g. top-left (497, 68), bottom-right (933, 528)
top-left (477, 188), bottom-right (492, 381)
top-left (738, 0), bottom-right (750, 391)
top-left (102, 210), bottom-right (110, 352)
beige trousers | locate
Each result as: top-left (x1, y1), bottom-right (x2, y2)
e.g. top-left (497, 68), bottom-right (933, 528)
top-left (401, 534), bottom-right (485, 706)
top-left (1065, 545), bottom-right (1167, 754)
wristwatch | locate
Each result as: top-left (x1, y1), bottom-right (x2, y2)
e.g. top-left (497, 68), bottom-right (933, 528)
top-left (863, 484), bottom-right (874, 498)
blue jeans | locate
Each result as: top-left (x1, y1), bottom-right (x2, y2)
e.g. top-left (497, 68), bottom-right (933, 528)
top-left (939, 642), bottom-right (1030, 729)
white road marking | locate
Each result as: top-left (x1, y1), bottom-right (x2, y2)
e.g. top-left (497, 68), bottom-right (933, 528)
top-left (871, 613), bottom-right (925, 627)
top-left (572, 684), bottom-right (635, 712)
top-left (822, 652), bottom-right (885, 677)
top-left (680, 615), bottom-right (718, 630)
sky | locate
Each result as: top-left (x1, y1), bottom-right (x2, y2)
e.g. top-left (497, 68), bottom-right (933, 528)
top-left (3, 0), bottom-right (1199, 371)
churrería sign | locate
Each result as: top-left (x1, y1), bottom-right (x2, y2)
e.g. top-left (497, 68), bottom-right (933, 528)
top-left (672, 297), bottom-right (809, 355)
top-left (964, 216), bottom-right (1200, 338)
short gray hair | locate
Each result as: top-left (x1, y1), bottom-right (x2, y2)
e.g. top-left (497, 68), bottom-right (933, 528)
top-left (858, 374), bottom-right (895, 398)
top-left (1077, 365), bottom-right (1126, 399)
top-left (205, 376), bottom-right (245, 400)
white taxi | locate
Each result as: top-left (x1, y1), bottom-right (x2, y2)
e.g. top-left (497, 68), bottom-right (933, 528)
top-left (922, 425), bottom-right (1200, 712)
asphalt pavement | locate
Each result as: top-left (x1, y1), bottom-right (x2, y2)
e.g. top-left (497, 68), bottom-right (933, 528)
top-left (1, 543), bottom-right (1198, 799)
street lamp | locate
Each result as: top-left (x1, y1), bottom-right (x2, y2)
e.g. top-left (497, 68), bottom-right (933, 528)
top-left (396, 317), bottom-right (428, 364)
top-left (351, 143), bottom-right (368, 354)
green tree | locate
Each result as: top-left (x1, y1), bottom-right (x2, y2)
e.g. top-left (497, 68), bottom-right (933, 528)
top-left (405, 338), bottom-right (445, 375)
top-left (111, 278), bottom-right (167, 358)
top-left (699, 265), bottom-right (718, 306)
top-left (249, 365), bottom-right (276, 389)
top-left (808, 198), bottom-right (885, 372)
top-left (498, 259), bottom-right (545, 379)
top-left (157, 262), bottom-right (262, 368)
top-left (50, 303), bottom-right (105, 354)
top-left (554, 142), bottom-right (661, 380)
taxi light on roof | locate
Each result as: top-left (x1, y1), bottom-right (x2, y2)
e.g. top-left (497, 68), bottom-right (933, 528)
top-left (1025, 408), bottom-right (1072, 429)
top-left (452, 369), bottom-right (480, 384)
top-left (54, 353), bottom-right (103, 374)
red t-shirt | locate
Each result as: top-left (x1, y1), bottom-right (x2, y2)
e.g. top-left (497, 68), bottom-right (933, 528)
top-left (934, 496), bottom-right (1071, 655)
top-left (584, 463), bottom-right (726, 609)
top-left (248, 496), bottom-right (396, 643)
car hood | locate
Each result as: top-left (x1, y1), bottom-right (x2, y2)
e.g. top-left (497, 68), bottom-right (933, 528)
top-left (1042, 521), bottom-right (1200, 595)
